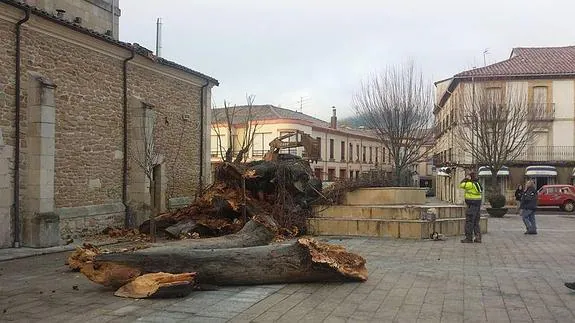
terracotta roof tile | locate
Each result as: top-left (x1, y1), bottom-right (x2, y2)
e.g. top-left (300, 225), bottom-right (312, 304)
top-left (212, 105), bottom-right (379, 139)
top-left (456, 46), bottom-right (575, 77)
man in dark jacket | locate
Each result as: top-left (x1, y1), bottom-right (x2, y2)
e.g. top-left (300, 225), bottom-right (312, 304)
top-left (520, 180), bottom-right (538, 235)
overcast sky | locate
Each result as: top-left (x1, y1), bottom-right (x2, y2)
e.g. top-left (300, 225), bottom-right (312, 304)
top-left (120, 0), bottom-right (575, 121)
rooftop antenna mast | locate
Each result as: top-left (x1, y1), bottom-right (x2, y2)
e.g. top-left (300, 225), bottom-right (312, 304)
top-left (156, 18), bottom-right (162, 57)
top-left (483, 48), bottom-right (490, 66)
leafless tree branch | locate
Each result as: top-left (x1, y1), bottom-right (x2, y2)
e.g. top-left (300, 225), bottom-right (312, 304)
top-left (455, 83), bottom-right (538, 194)
top-left (352, 62), bottom-right (434, 186)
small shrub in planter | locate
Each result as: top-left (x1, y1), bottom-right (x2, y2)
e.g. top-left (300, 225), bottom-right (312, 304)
top-left (488, 194), bottom-right (506, 208)
top-left (487, 193), bottom-right (507, 217)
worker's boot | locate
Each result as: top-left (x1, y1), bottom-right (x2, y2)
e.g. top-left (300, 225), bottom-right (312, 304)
top-left (474, 234), bottom-right (482, 243)
top-left (460, 238), bottom-right (473, 243)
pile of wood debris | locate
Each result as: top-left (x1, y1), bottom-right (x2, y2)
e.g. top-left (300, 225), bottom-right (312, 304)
top-left (141, 157), bottom-right (322, 240)
top-left (68, 158), bottom-right (368, 299)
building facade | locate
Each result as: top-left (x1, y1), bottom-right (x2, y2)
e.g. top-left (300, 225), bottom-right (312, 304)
top-left (434, 46), bottom-right (575, 204)
top-left (19, 0), bottom-right (120, 39)
top-left (0, 0), bottom-right (217, 248)
top-left (211, 106), bottom-right (392, 181)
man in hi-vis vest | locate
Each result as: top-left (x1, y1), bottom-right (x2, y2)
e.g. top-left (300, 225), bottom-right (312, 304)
top-left (459, 171), bottom-right (483, 243)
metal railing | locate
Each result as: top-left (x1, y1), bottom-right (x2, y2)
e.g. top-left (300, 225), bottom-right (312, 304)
top-left (527, 103), bottom-right (555, 121)
top-left (515, 146), bottom-right (575, 162)
top-left (251, 149), bottom-right (267, 157)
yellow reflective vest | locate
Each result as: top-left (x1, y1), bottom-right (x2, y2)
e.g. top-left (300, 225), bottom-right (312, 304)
top-left (459, 180), bottom-right (483, 200)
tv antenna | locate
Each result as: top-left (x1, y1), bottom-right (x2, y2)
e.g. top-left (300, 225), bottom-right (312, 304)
top-left (483, 48), bottom-right (490, 66)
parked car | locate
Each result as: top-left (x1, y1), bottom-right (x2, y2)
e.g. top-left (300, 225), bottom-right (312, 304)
top-left (537, 185), bottom-right (575, 212)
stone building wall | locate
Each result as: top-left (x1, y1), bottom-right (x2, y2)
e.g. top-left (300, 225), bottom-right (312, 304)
top-left (0, 4), bottom-right (215, 246)
top-left (21, 0), bottom-right (121, 39)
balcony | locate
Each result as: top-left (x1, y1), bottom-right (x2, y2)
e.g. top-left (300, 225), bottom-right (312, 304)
top-left (515, 146), bottom-right (575, 162)
top-left (527, 103), bottom-right (555, 121)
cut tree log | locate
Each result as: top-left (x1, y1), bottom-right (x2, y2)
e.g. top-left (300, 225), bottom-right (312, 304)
top-left (114, 272), bottom-right (196, 299)
top-left (163, 213), bottom-right (278, 249)
top-left (82, 238), bottom-right (367, 286)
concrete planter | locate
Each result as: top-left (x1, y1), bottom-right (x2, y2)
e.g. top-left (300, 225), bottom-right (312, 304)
top-left (486, 208), bottom-right (508, 217)
top-left (344, 187), bottom-right (427, 206)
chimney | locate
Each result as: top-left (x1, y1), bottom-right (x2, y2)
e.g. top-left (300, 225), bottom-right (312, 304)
top-left (330, 106), bottom-right (337, 129)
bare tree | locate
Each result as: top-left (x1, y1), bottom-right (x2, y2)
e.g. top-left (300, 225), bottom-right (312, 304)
top-left (456, 83), bottom-right (538, 196)
top-left (131, 104), bottom-right (161, 241)
top-left (211, 95), bottom-right (260, 164)
top-left (353, 63), bottom-right (434, 186)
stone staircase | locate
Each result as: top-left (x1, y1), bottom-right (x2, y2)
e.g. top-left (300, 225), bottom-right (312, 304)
top-left (308, 187), bottom-right (488, 239)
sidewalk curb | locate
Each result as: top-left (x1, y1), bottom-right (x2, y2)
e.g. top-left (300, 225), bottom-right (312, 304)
top-left (0, 238), bottom-right (121, 262)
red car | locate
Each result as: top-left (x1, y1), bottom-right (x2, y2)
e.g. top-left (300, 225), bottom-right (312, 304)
top-left (537, 185), bottom-right (575, 212)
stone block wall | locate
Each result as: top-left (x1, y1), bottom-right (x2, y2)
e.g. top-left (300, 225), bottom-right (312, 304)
top-left (0, 4), bottom-right (214, 243)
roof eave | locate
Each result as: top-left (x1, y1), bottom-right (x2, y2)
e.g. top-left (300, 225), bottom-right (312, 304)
top-left (1, 0), bottom-right (219, 86)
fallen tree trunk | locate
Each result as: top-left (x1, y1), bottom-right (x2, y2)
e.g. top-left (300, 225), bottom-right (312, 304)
top-left (83, 238), bottom-right (367, 286)
top-left (160, 214), bottom-right (278, 249)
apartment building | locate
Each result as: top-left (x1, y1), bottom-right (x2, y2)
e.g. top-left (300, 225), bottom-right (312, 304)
top-left (211, 105), bottom-right (392, 181)
top-left (434, 46), bottom-right (575, 204)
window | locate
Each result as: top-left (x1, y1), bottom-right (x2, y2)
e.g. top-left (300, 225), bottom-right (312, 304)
top-left (252, 132), bottom-right (273, 157)
top-left (533, 86), bottom-right (547, 105)
top-left (327, 168), bottom-right (336, 181)
top-left (349, 143), bottom-right (353, 162)
top-left (532, 86), bottom-right (548, 117)
top-left (339, 169), bottom-right (346, 179)
top-left (355, 170), bottom-right (360, 178)
top-left (210, 135), bottom-right (225, 158)
top-left (382, 148), bottom-right (385, 163)
top-left (448, 148), bottom-right (453, 161)
top-left (316, 137), bottom-right (322, 160)
top-left (329, 139), bottom-right (334, 160)
top-left (340, 141), bottom-right (345, 161)
top-left (356, 144), bottom-right (360, 161)
top-left (369, 147), bottom-right (373, 163)
top-left (375, 147), bottom-right (379, 164)
top-left (350, 170), bottom-right (354, 179)
top-left (279, 131), bottom-right (297, 155)
top-left (362, 146), bottom-right (367, 163)
top-left (314, 168), bottom-right (322, 180)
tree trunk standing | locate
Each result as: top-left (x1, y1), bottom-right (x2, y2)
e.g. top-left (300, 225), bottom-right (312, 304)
top-left (149, 179), bottom-right (157, 243)
top-left (82, 238), bottom-right (368, 286)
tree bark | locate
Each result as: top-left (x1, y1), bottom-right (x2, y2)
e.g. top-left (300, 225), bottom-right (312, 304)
top-left (82, 238), bottom-right (367, 287)
top-left (160, 214), bottom-right (278, 249)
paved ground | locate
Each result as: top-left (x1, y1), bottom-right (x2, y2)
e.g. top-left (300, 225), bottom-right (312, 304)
top-left (2, 214), bottom-right (575, 322)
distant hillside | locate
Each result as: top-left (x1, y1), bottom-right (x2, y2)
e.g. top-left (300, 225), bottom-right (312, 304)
top-left (338, 115), bottom-right (369, 128)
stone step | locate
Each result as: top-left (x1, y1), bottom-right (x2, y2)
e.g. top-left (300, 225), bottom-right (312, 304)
top-left (343, 187), bottom-right (427, 205)
top-left (313, 204), bottom-right (466, 220)
top-left (307, 217), bottom-right (488, 240)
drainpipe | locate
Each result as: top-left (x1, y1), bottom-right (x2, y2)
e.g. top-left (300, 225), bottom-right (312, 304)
top-left (122, 46), bottom-right (135, 227)
top-left (198, 79), bottom-right (210, 194)
top-left (12, 7), bottom-right (30, 248)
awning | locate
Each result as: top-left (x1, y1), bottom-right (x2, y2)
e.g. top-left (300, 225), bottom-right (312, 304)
top-left (437, 167), bottom-right (451, 177)
top-left (478, 166), bottom-right (510, 177)
top-left (525, 165), bottom-right (557, 177)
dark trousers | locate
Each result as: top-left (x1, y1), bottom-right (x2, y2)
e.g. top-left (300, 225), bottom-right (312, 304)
top-left (465, 199), bottom-right (482, 240)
